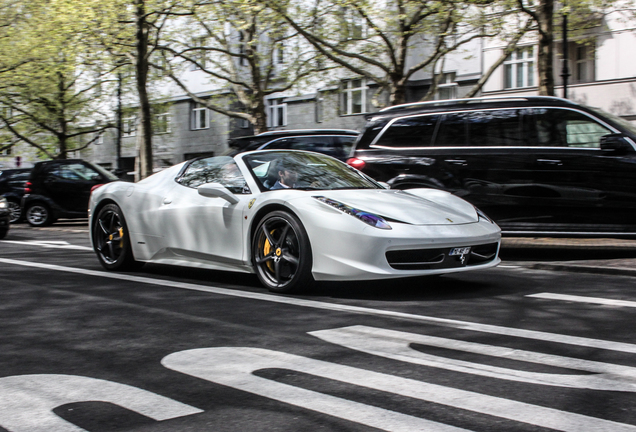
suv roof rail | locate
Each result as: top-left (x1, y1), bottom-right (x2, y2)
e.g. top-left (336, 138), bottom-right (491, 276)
top-left (255, 129), bottom-right (359, 136)
top-left (378, 96), bottom-right (574, 113)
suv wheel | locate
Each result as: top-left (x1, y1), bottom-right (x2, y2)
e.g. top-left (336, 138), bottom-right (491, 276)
top-left (7, 199), bottom-right (22, 223)
top-left (25, 203), bottom-right (54, 227)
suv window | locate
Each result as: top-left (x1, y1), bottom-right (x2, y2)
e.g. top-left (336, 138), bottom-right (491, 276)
top-left (466, 109), bottom-right (527, 147)
top-left (531, 108), bottom-right (611, 148)
top-left (374, 115), bottom-right (440, 148)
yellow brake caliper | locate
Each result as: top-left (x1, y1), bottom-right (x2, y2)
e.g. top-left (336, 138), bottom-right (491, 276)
top-left (264, 229), bottom-right (276, 272)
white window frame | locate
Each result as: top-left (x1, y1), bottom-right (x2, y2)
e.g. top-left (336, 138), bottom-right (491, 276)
top-left (122, 117), bottom-right (136, 137)
top-left (574, 44), bottom-right (595, 84)
top-left (503, 46), bottom-right (535, 89)
top-left (341, 7), bottom-right (365, 40)
top-left (191, 103), bottom-right (210, 130)
top-left (267, 98), bottom-right (287, 128)
top-left (436, 72), bottom-right (458, 100)
top-left (341, 78), bottom-right (368, 115)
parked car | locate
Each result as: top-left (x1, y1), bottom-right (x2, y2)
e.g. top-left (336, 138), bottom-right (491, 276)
top-left (22, 159), bottom-right (119, 227)
top-left (0, 196), bottom-right (9, 239)
top-left (0, 168), bottom-right (31, 223)
top-left (347, 96), bottom-right (636, 236)
top-left (226, 129), bottom-right (359, 160)
top-left (89, 150), bottom-right (500, 293)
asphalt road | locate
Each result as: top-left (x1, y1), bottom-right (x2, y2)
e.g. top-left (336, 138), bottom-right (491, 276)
top-left (1, 222), bottom-right (636, 432)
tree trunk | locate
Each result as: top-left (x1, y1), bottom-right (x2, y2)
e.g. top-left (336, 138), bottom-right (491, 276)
top-left (537, 0), bottom-right (555, 96)
top-left (135, 0), bottom-right (153, 180)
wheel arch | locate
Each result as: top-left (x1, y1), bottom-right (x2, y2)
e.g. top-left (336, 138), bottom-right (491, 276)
top-left (248, 203), bottom-right (303, 256)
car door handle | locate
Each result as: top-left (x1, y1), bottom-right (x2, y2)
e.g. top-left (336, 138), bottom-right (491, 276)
top-left (444, 159), bottom-right (467, 166)
top-left (537, 159), bottom-right (563, 166)
top-left (162, 197), bottom-right (172, 205)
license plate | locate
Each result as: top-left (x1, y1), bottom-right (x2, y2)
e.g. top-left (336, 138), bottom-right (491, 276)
top-left (449, 247), bottom-right (471, 256)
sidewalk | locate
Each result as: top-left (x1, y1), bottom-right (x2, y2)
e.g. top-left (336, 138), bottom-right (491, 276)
top-left (500, 237), bottom-right (636, 277)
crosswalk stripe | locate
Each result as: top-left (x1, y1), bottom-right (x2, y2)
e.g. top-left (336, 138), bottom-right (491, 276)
top-left (528, 292), bottom-right (636, 308)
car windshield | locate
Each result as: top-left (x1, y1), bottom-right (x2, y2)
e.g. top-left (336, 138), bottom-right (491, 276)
top-left (242, 151), bottom-right (380, 191)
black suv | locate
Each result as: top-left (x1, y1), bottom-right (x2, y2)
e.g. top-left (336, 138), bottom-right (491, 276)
top-left (227, 129), bottom-right (359, 160)
top-left (0, 168), bottom-right (31, 223)
top-left (22, 159), bottom-right (118, 227)
top-left (348, 96), bottom-right (636, 236)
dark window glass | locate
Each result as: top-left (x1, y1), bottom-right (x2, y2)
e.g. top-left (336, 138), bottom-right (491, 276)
top-left (434, 113), bottom-right (468, 147)
top-left (50, 163), bottom-right (102, 181)
top-left (530, 108), bottom-right (610, 148)
top-left (374, 115), bottom-right (440, 148)
top-left (466, 109), bottom-right (524, 146)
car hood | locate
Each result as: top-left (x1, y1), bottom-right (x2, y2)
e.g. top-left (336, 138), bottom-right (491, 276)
top-left (311, 189), bottom-right (479, 225)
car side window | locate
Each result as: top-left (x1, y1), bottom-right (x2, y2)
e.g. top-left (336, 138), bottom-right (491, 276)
top-left (466, 109), bottom-right (526, 147)
top-left (374, 115), bottom-right (440, 148)
top-left (531, 108), bottom-right (611, 148)
top-left (50, 163), bottom-right (102, 181)
top-left (177, 156), bottom-right (250, 194)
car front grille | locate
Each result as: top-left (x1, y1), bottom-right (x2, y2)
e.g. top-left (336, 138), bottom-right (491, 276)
top-left (386, 242), bottom-right (498, 270)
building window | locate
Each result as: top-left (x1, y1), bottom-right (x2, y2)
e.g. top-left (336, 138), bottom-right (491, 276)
top-left (315, 94), bottom-right (324, 123)
top-left (504, 46), bottom-right (535, 89)
top-left (341, 79), bottom-right (367, 115)
top-left (240, 118), bottom-right (250, 129)
top-left (267, 98), bottom-right (287, 127)
top-left (192, 103), bottom-right (210, 130)
top-left (190, 37), bottom-right (207, 71)
top-left (122, 117), bottom-right (136, 137)
top-left (574, 45), bottom-right (594, 84)
top-left (437, 72), bottom-right (458, 100)
top-left (340, 8), bottom-right (364, 40)
top-left (154, 112), bottom-right (171, 134)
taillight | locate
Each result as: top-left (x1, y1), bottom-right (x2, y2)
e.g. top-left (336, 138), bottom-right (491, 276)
top-left (91, 184), bottom-right (105, 193)
top-left (24, 181), bottom-right (32, 194)
top-left (347, 157), bottom-right (366, 170)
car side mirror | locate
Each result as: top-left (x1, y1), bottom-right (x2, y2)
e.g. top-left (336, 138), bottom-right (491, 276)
top-left (600, 133), bottom-right (632, 155)
top-left (197, 182), bottom-right (240, 204)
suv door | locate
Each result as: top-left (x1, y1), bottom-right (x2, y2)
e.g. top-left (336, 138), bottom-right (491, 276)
top-left (44, 162), bottom-right (106, 213)
top-left (524, 107), bottom-right (636, 231)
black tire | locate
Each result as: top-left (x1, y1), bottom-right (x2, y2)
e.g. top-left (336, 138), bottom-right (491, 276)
top-left (0, 227), bottom-right (7, 240)
top-left (93, 203), bottom-right (143, 271)
top-left (252, 210), bottom-right (313, 293)
top-left (7, 199), bottom-right (22, 223)
top-left (25, 203), bottom-right (54, 227)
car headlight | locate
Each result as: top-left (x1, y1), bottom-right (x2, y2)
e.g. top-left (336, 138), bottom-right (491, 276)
top-left (475, 206), bottom-right (494, 223)
top-left (0, 197), bottom-right (7, 209)
top-left (313, 196), bottom-right (392, 229)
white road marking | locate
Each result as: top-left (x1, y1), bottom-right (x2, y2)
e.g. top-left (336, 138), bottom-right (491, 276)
top-left (0, 240), bottom-right (92, 251)
top-left (0, 374), bottom-right (202, 432)
top-left (528, 292), bottom-right (636, 308)
top-left (311, 325), bottom-right (636, 392)
top-left (1, 257), bottom-right (636, 354)
top-left (163, 347), bottom-right (636, 432)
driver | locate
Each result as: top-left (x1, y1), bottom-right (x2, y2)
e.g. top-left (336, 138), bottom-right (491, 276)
top-left (270, 160), bottom-right (298, 190)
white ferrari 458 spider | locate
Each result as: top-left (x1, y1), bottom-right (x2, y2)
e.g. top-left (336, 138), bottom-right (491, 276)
top-left (89, 150), bottom-right (501, 292)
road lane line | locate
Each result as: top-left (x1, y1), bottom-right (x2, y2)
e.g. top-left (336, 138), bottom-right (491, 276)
top-left (0, 240), bottom-right (92, 251)
top-left (163, 347), bottom-right (636, 432)
top-left (311, 326), bottom-right (636, 391)
top-left (2, 257), bottom-right (636, 354)
top-left (528, 292), bottom-right (636, 308)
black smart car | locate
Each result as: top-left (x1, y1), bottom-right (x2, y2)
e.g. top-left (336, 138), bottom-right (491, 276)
top-left (0, 168), bottom-right (32, 223)
top-left (348, 96), bottom-right (636, 236)
top-left (227, 129), bottom-right (359, 160)
top-left (22, 159), bottom-right (118, 227)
